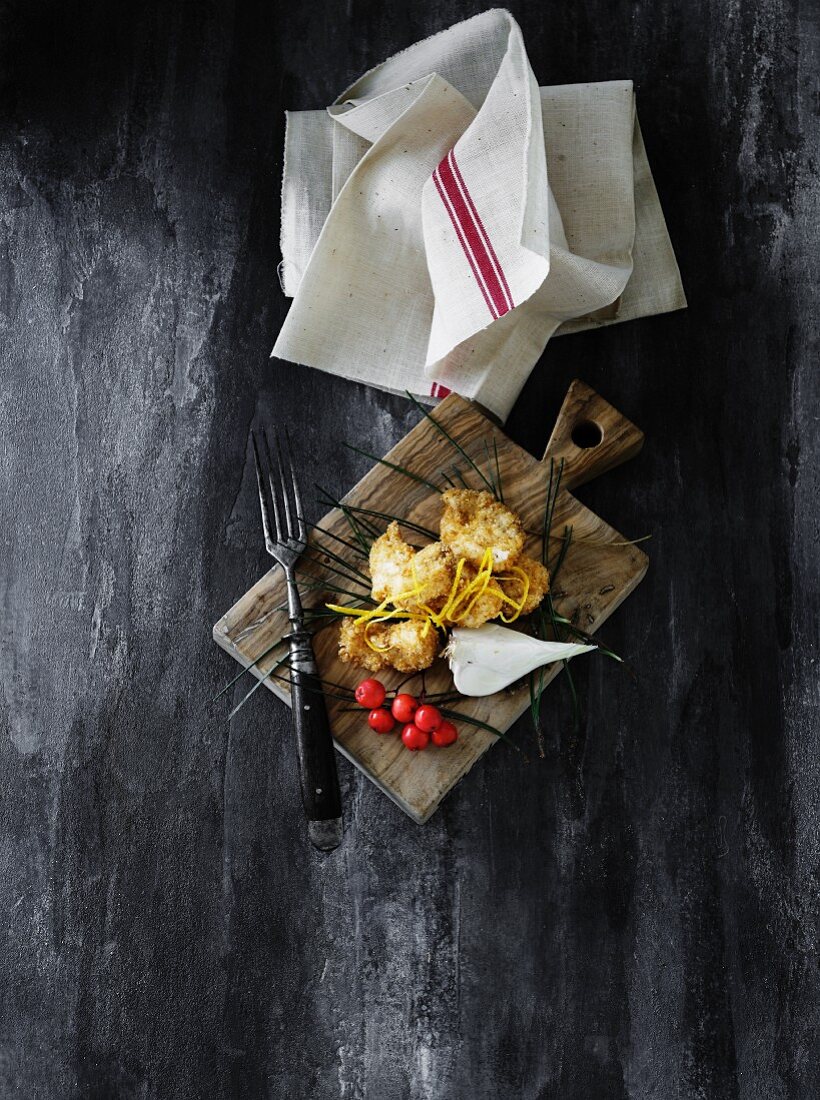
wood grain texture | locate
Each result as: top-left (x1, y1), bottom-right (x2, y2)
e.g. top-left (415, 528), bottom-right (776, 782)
top-left (1, 1), bottom-right (819, 1098)
top-left (214, 386), bottom-right (647, 822)
top-left (544, 378), bottom-right (645, 488)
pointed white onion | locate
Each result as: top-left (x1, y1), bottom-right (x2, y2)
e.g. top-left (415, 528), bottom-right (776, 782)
top-left (445, 623), bottom-right (596, 697)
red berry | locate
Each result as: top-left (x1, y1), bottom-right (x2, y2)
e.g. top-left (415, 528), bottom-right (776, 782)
top-left (391, 693), bottom-right (419, 724)
top-left (368, 708), bottom-right (395, 734)
top-left (414, 704), bottom-right (442, 733)
top-left (401, 723), bottom-right (430, 751)
top-left (355, 678), bottom-right (386, 709)
top-left (431, 720), bottom-right (458, 747)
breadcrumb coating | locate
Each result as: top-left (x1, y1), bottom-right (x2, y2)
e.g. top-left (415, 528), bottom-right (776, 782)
top-left (369, 522), bottom-right (455, 611)
top-left (369, 522), bottom-right (415, 603)
top-left (338, 616), bottom-right (441, 673)
top-left (407, 541), bottom-right (456, 611)
top-left (499, 554), bottom-right (550, 616)
top-left (382, 620), bottom-right (441, 671)
top-left (439, 489), bottom-right (524, 570)
top-left (440, 562), bottom-right (505, 629)
top-left (338, 618), bottom-right (391, 673)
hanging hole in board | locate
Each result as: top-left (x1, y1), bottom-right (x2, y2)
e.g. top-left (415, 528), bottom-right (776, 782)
top-left (571, 420), bottom-right (603, 449)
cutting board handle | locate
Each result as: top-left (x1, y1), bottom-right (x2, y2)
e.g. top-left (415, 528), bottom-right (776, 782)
top-left (541, 380), bottom-right (643, 491)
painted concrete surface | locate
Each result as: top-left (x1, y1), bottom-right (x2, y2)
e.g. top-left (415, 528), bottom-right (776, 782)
top-left (1, 1), bottom-right (818, 1096)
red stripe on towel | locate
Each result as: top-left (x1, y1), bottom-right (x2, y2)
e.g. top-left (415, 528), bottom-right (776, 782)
top-left (433, 149), bottom-right (513, 319)
top-left (448, 150), bottom-right (514, 313)
top-left (432, 166), bottom-right (497, 319)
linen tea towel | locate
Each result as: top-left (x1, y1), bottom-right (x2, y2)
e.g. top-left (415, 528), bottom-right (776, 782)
top-left (274, 9), bottom-right (685, 421)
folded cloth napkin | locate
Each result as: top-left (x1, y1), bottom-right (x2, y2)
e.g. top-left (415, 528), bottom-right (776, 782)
top-left (273, 8), bottom-right (685, 421)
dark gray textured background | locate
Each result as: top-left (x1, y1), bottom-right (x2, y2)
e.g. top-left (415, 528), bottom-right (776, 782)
top-left (2, 1), bottom-right (818, 1097)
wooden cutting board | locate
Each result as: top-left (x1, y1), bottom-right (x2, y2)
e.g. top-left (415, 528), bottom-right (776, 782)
top-left (213, 381), bottom-right (648, 823)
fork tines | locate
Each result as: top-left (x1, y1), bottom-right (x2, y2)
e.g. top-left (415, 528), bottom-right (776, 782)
top-left (251, 428), bottom-right (307, 556)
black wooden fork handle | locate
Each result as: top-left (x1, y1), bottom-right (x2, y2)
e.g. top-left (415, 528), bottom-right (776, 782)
top-left (284, 626), bottom-right (343, 851)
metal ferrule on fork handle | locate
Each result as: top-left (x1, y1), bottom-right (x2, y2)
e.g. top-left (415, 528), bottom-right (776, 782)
top-left (284, 626), bottom-right (319, 675)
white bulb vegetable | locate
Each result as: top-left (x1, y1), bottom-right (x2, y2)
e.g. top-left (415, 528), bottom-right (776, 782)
top-left (445, 623), bottom-right (596, 697)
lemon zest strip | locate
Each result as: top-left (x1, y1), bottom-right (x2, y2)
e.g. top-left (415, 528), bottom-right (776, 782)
top-left (325, 546), bottom-right (532, 645)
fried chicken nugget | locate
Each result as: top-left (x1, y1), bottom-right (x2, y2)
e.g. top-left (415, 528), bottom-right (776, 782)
top-left (369, 522), bottom-right (415, 603)
top-left (381, 620), bottom-right (441, 672)
top-left (369, 522), bottom-right (455, 611)
top-left (499, 554), bottom-right (550, 617)
top-left (440, 489), bottom-right (525, 570)
top-left (338, 617), bottom-right (440, 674)
top-left (408, 541), bottom-right (456, 611)
top-left (440, 563), bottom-right (505, 629)
top-left (338, 618), bottom-right (391, 673)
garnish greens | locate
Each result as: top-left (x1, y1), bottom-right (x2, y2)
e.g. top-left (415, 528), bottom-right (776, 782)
top-left (217, 399), bottom-right (630, 754)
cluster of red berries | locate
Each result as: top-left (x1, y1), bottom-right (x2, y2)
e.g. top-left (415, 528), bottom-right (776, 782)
top-left (353, 679), bottom-right (458, 751)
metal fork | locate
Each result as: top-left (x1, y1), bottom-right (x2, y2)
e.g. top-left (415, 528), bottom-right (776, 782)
top-left (251, 429), bottom-right (343, 852)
